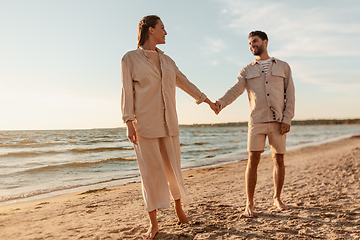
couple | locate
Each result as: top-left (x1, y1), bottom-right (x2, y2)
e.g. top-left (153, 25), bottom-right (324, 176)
top-left (121, 15), bottom-right (295, 239)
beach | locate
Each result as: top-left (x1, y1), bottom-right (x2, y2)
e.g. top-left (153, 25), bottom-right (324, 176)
top-left (1, 136), bottom-right (359, 239)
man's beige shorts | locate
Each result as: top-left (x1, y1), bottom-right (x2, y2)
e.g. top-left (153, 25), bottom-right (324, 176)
top-left (248, 122), bottom-right (286, 154)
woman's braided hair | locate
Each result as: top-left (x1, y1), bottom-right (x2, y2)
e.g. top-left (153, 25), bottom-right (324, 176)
top-left (137, 15), bottom-right (161, 48)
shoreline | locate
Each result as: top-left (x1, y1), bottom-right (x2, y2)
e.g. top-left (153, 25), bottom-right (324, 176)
top-left (1, 132), bottom-right (358, 208)
top-left (1, 135), bottom-right (360, 239)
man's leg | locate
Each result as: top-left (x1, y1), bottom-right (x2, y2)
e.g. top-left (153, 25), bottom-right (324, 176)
top-left (272, 153), bottom-right (288, 210)
top-left (244, 151), bottom-right (262, 217)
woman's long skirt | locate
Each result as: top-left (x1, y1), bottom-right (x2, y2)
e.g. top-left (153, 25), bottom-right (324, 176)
top-left (134, 135), bottom-right (189, 212)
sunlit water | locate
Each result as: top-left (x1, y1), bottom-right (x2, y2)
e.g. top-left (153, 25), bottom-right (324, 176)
top-left (1, 124), bottom-right (360, 206)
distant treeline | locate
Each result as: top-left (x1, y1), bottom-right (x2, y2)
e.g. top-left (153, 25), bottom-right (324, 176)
top-left (180, 118), bottom-right (360, 128)
top-left (292, 119), bottom-right (360, 125)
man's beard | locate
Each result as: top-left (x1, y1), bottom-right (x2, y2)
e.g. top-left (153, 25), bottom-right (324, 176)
top-left (252, 43), bottom-right (264, 56)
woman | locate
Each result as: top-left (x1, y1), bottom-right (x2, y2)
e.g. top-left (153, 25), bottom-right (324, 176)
top-left (121, 15), bottom-right (217, 239)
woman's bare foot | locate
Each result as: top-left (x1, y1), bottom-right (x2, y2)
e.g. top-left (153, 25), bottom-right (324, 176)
top-left (174, 199), bottom-right (189, 224)
top-left (243, 204), bottom-right (254, 218)
top-left (273, 198), bottom-right (288, 211)
top-left (142, 224), bottom-right (159, 239)
top-left (143, 210), bottom-right (159, 239)
top-left (175, 207), bottom-right (188, 223)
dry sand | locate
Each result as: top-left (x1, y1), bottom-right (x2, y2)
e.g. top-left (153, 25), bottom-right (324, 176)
top-left (1, 136), bottom-right (360, 239)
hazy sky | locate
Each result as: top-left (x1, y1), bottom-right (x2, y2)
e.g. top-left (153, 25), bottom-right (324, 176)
top-left (1, 0), bottom-right (359, 130)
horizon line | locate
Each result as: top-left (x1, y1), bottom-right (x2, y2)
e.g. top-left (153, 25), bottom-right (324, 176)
top-left (1, 118), bottom-right (360, 131)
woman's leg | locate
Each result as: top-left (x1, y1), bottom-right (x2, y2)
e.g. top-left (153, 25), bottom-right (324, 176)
top-left (142, 210), bottom-right (158, 239)
top-left (174, 199), bottom-right (188, 223)
top-left (159, 136), bottom-right (189, 223)
top-left (134, 136), bottom-right (171, 211)
top-left (134, 136), bottom-right (171, 238)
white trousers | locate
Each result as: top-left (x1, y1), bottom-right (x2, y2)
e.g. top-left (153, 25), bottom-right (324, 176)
top-left (134, 135), bottom-right (188, 212)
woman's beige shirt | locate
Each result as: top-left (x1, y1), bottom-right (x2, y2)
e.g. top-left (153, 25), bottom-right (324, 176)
top-left (121, 47), bottom-right (207, 138)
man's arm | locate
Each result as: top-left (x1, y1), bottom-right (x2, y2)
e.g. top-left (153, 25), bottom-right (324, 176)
top-left (216, 69), bottom-right (247, 113)
top-left (281, 64), bottom-right (295, 126)
top-left (279, 63), bottom-right (295, 135)
top-left (280, 122), bottom-right (290, 135)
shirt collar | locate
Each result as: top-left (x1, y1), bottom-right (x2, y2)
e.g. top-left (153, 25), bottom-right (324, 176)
top-left (137, 46), bottom-right (164, 58)
top-left (251, 57), bottom-right (276, 66)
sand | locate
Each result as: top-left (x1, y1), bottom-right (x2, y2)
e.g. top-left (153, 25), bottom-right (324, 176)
top-left (1, 136), bottom-right (360, 240)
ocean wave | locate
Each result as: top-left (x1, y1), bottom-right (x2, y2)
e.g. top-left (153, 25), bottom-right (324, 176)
top-left (0, 146), bottom-right (134, 158)
top-left (70, 147), bottom-right (133, 153)
top-left (191, 148), bottom-right (221, 152)
top-left (88, 138), bottom-right (128, 144)
top-left (0, 138), bottom-right (128, 148)
top-left (0, 174), bottom-right (140, 203)
top-left (184, 146), bottom-right (238, 154)
top-left (0, 157), bottom-right (137, 177)
top-left (0, 151), bottom-right (59, 158)
top-left (0, 142), bottom-right (62, 148)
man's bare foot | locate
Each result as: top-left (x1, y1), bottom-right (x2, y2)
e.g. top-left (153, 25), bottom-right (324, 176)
top-left (142, 225), bottom-right (159, 239)
top-left (273, 198), bottom-right (288, 211)
top-left (243, 204), bottom-right (254, 218)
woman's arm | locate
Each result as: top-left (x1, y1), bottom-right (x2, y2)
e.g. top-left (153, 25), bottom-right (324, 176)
top-left (175, 69), bottom-right (218, 114)
top-left (121, 55), bottom-right (138, 144)
top-left (126, 120), bottom-right (138, 145)
top-left (175, 69), bottom-right (207, 104)
top-left (121, 56), bottom-right (136, 123)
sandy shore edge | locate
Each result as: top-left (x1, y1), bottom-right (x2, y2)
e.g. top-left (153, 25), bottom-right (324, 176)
top-left (1, 136), bottom-right (360, 239)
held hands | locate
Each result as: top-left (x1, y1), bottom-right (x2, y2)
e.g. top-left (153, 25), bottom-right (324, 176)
top-left (209, 101), bottom-right (218, 115)
top-left (204, 98), bottom-right (219, 115)
top-left (214, 101), bottom-right (221, 115)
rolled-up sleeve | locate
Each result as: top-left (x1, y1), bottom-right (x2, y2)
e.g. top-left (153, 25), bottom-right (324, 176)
top-left (282, 65), bottom-right (295, 125)
top-left (121, 56), bottom-right (135, 123)
top-left (175, 68), bottom-right (207, 104)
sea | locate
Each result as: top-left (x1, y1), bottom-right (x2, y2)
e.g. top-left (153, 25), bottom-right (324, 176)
top-left (1, 124), bottom-right (360, 206)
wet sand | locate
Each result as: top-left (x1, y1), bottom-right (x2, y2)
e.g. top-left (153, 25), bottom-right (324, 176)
top-left (1, 136), bottom-right (360, 239)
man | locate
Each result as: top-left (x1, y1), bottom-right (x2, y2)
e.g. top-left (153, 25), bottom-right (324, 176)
top-left (215, 31), bottom-right (295, 218)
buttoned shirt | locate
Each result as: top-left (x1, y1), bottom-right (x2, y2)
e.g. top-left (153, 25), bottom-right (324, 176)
top-left (218, 58), bottom-right (295, 125)
top-left (121, 47), bottom-right (207, 138)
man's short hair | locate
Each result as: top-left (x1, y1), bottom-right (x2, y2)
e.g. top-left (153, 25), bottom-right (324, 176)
top-left (248, 31), bottom-right (268, 41)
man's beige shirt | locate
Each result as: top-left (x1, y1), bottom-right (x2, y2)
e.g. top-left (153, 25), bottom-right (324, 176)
top-left (121, 47), bottom-right (207, 138)
top-left (218, 58), bottom-right (295, 125)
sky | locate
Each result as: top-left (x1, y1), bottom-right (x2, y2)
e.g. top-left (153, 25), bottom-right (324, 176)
top-left (1, 0), bottom-right (360, 130)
